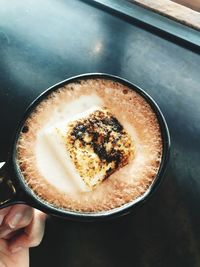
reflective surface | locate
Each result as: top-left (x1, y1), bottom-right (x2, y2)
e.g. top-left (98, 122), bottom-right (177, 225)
top-left (0, 0), bottom-right (200, 266)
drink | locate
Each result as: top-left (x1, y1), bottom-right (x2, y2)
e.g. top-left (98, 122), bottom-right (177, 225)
top-left (16, 78), bottom-right (162, 212)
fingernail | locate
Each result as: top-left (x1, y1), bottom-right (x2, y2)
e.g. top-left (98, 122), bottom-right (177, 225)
top-left (8, 212), bottom-right (24, 229)
top-left (11, 247), bottom-right (22, 253)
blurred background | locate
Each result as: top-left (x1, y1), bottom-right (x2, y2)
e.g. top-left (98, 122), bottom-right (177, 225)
top-left (172, 0), bottom-right (200, 11)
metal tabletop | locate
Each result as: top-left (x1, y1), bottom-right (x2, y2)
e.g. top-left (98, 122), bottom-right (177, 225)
top-left (0, 0), bottom-right (200, 266)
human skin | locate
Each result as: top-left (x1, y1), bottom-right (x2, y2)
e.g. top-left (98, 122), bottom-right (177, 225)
top-left (0, 205), bottom-right (46, 267)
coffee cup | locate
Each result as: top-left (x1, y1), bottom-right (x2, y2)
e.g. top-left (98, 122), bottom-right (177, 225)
top-left (0, 74), bottom-right (170, 221)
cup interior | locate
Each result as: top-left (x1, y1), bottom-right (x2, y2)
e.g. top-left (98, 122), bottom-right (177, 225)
top-left (11, 73), bottom-right (170, 221)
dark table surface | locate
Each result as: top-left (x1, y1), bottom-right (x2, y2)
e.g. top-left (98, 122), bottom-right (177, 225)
top-left (0, 0), bottom-right (200, 266)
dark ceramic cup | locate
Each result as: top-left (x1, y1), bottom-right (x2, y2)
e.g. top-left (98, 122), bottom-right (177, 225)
top-left (0, 74), bottom-right (170, 221)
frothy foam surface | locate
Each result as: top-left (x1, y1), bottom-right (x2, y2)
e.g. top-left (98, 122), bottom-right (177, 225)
top-left (16, 78), bottom-right (162, 212)
top-left (36, 102), bottom-right (104, 195)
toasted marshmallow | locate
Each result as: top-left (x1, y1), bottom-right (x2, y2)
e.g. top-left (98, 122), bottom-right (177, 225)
top-left (41, 107), bottom-right (135, 192)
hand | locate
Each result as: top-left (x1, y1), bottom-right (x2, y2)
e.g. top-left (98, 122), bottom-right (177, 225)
top-left (0, 204), bottom-right (46, 267)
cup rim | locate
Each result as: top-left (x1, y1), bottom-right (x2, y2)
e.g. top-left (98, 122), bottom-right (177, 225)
top-left (11, 73), bottom-right (170, 221)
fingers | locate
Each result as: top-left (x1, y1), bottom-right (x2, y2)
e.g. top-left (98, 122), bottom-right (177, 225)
top-left (0, 205), bottom-right (34, 238)
top-left (9, 210), bottom-right (46, 253)
top-left (0, 239), bottom-right (29, 267)
top-left (0, 238), bottom-right (8, 252)
top-left (0, 206), bottom-right (12, 226)
top-left (5, 205), bottom-right (34, 229)
top-left (0, 205), bottom-right (47, 253)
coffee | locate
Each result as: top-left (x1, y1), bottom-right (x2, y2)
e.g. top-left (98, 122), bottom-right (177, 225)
top-left (16, 78), bottom-right (162, 212)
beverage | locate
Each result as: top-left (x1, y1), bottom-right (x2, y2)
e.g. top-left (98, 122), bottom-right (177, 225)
top-left (16, 78), bottom-right (162, 212)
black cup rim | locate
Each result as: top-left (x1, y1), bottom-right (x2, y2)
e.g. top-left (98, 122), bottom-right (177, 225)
top-left (11, 73), bottom-right (170, 221)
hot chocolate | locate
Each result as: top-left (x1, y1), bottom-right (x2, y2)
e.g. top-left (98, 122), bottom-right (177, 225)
top-left (16, 78), bottom-right (162, 212)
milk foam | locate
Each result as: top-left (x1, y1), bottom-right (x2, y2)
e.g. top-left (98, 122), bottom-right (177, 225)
top-left (17, 78), bottom-right (162, 212)
top-left (36, 95), bottom-right (136, 194)
top-left (36, 95), bottom-right (104, 194)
